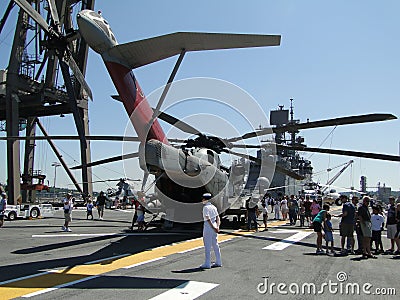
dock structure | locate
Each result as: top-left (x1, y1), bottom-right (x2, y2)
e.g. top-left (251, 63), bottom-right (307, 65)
top-left (0, 1), bottom-right (96, 204)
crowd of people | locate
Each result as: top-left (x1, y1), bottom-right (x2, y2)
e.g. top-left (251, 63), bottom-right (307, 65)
top-left (59, 190), bottom-right (148, 232)
top-left (257, 193), bottom-right (321, 227)
top-left (247, 193), bottom-right (400, 258)
top-left (311, 195), bottom-right (400, 258)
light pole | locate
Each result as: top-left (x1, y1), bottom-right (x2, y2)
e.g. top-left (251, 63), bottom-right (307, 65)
top-left (51, 162), bottom-right (61, 198)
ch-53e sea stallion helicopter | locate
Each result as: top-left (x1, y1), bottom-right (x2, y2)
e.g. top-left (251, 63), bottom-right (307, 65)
top-left (9, 1), bottom-right (400, 223)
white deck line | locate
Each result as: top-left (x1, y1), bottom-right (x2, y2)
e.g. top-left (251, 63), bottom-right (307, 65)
top-left (178, 246), bottom-right (203, 254)
top-left (148, 281), bottom-right (219, 300)
top-left (22, 275), bottom-right (100, 298)
top-left (263, 231), bottom-right (313, 250)
top-left (32, 232), bottom-right (186, 238)
top-left (84, 253), bottom-right (130, 264)
top-left (123, 256), bottom-right (166, 269)
top-left (0, 271), bottom-right (56, 286)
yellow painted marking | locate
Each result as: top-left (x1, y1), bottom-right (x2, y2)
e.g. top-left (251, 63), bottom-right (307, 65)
top-left (0, 232), bottom-right (242, 299)
top-left (268, 220), bottom-right (291, 227)
top-left (0, 220), bottom-right (289, 299)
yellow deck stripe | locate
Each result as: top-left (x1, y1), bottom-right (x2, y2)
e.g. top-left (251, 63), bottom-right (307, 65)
top-left (0, 232), bottom-right (242, 299)
top-left (0, 219), bottom-right (296, 299)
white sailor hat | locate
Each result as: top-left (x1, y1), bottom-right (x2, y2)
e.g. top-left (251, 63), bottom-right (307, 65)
top-left (1, 192), bottom-right (6, 197)
top-left (202, 193), bottom-right (212, 200)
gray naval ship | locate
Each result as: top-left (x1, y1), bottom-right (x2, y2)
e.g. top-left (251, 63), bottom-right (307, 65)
top-left (243, 100), bottom-right (313, 198)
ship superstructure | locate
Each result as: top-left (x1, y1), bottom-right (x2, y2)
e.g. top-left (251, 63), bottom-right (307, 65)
top-left (245, 99), bottom-right (313, 197)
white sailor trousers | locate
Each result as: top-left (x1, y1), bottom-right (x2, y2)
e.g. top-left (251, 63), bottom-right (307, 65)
top-left (203, 226), bottom-right (221, 266)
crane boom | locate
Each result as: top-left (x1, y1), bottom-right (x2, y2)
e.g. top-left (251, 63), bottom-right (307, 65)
top-left (322, 160), bottom-right (354, 193)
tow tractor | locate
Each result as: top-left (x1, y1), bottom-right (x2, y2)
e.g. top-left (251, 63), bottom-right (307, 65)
top-left (4, 203), bottom-right (54, 220)
top-left (4, 170), bottom-right (54, 220)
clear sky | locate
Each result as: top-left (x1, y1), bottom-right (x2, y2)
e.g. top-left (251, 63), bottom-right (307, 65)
top-left (0, 0), bottom-right (399, 193)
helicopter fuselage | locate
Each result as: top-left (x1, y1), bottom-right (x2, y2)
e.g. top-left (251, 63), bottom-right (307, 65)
top-left (77, 10), bottom-right (227, 212)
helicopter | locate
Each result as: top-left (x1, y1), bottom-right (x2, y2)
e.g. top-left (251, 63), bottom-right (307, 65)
top-left (6, 3), bottom-right (400, 224)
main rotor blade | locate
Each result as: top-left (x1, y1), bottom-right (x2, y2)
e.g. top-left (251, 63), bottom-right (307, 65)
top-left (71, 152), bottom-right (140, 169)
top-left (59, 59), bottom-right (86, 147)
top-left (112, 95), bottom-right (202, 136)
top-left (0, 136), bottom-right (140, 141)
top-left (231, 143), bottom-right (400, 162)
top-left (158, 112), bottom-right (202, 136)
top-left (226, 128), bottom-right (273, 143)
top-left (64, 55), bottom-right (93, 100)
top-left (225, 149), bottom-right (304, 180)
top-left (275, 165), bottom-right (305, 181)
top-left (46, 0), bottom-right (60, 32)
top-left (227, 113), bottom-right (397, 143)
top-left (273, 113), bottom-right (397, 133)
top-left (13, 0), bottom-right (57, 37)
top-left (230, 143), bottom-right (264, 149)
top-left (168, 138), bottom-right (188, 144)
top-left (73, 178), bottom-right (141, 184)
top-left (278, 144), bottom-right (400, 162)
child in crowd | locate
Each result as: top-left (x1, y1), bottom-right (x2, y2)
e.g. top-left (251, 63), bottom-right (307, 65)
top-left (324, 213), bottom-right (334, 255)
top-left (86, 199), bottom-right (94, 220)
top-left (371, 206), bottom-right (384, 254)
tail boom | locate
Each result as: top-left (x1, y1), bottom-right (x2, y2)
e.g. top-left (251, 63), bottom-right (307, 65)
top-left (104, 61), bottom-right (168, 144)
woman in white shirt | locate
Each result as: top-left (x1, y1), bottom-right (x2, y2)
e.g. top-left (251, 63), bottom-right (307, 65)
top-left (280, 197), bottom-right (289, 221)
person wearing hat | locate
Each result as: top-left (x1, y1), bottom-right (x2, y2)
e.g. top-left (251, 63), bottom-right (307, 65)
top-left (200, 193), bottom-right (222, 269)
top-left (0, 192), bottom-right (7, 228)
top-left (246, 196), bottom-right (259, 232)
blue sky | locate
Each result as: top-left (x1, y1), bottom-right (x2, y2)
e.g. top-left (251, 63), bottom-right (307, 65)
top-left (1, 0), bottom-right (399, 193)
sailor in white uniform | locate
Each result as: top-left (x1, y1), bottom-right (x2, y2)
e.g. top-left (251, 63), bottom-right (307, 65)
top-left (200, 193), bottom-right (222, 269)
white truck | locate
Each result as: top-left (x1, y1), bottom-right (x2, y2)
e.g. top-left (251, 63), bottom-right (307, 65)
top-left (4, 203), bottom-right (54, 220)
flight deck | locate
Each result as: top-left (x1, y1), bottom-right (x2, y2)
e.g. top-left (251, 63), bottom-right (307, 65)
top-left (0, 207), bottom-right (397, 299)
